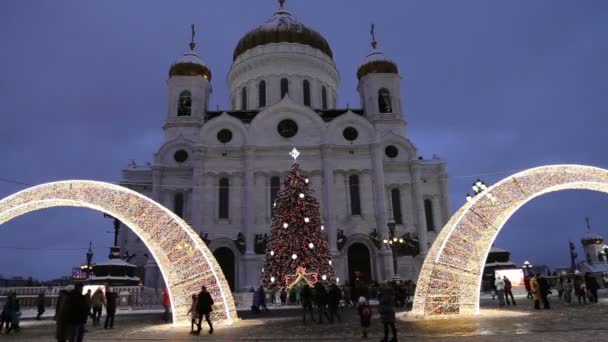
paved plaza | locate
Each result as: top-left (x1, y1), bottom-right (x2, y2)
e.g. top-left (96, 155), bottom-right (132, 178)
top-left (3, 295), bottom-right (608, 341)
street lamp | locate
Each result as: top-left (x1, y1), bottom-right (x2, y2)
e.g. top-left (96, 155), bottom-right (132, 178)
top-left (466, 179), bottom-right (496, 203)
top-left (384, 219), bottom-right (405, 280)
top-left (522, 260), bottom-right (533, 277)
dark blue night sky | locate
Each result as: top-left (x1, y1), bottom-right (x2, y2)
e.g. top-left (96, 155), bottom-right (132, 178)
top-left (1, 0), bottom-right (607, 280)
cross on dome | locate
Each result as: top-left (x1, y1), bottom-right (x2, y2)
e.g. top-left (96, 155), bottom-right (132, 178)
top-left (190, 24), bottom-right (196, 50)
top-left (279, 0), bottom-right (286, 9)
top-left (370, 23), bottom-right (378, 49)
top-left (289, 148), bottom-right (300, 160)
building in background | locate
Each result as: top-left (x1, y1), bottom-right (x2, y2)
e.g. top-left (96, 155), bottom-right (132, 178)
top-left (120, 1), bottom-right (450, 291)
top-left (482, 246), bottom-right (517, 292)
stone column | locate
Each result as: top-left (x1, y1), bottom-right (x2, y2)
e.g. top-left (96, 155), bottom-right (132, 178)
top-left (411, 162), bottom-right (429, 255)
top-left (202, 173), bottom-right (214, 225)
top-left (439, 163), bottom-right (451, 227)
top-left (243, 147), bottom-right (255, 254)
top-left (370, 143), bottom-right (393, 281)
top-left (432, 196), bottom-right (443, 232)
top-left (399, 184), bottom-right (409, 227)
top-left (230, 173), bottom-right (243, 226)
top-left (255, 173), bottom-right (266, 224)
top-left (191, 150), bottom-right (205, 232)
top-left (321, 145), bottom-right (338, 253)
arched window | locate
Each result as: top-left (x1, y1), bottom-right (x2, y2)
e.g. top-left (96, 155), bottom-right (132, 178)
top-left (173, 193), bottom-right (184, 218)
top-left (270, 176), bottom-right (280, 216)
top-left (177, 90), bottom-right (192, 116)
top-left (303, 80), bottom-right (311, 106)
top-left (424, 199), bottom-right (435, 231)
top-left (241, 87), bottom-right (248, 110)
top-left (281, 78), bottom-right (289, 98)
top-left (378, 88), bottom-right (392, 113)
top-left (219, 178), bottom-right (229, 219)
top-left (391, 189), bottom-right (403, 224)
top-left (321, 86), bottom-right (328, 109)
top-left (349, 175), bottom-right (361, 215)
top-left (258, 80), bottom-right (266, 108)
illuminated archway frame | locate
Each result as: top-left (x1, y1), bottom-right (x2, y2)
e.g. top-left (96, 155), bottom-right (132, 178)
top-left (412, 165), bottom-right (608, 317)
top-left (0, 180), bottom-right (237, 326)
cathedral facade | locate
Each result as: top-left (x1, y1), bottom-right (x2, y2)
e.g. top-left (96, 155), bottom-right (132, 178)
top-left (119, 2), bottom-right (451, 291)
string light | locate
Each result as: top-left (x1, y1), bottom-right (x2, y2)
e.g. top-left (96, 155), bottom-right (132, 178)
top-left (322, 275), bottom-right (327, 281)
top-left (270, 250), bottom-right (275, 256)
top-left (270, 276), bottom-right (275, 283)
top-left (299, 193), bottom-right (305, 199)
top-left (0, 180), bottom-right (238, 326)
top-left (291, 253), bottom-right (298, 260)
top-left (283, 222), bottom-right (289, 228)
top-left (328, 260), bottom-right (332, 265)
top-left (304, 217), bottom-right (310, 223)
top-left (412, 164), bottom-right (608, 318)
top-left (321, 225), bottom-right (324, 231)
top-left (308, 243), bottom-right (314, 249)
top-left (305, 178), bottom-right (309, 183)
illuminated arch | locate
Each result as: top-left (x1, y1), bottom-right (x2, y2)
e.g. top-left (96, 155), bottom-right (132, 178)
top-left (0, 180), bottom-right (237, 325)
top-left (412, 164), bottom-right (608, 317)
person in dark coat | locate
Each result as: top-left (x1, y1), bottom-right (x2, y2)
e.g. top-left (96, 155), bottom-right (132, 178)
top-left (537, 274), bottom-right (551, 309)
top-left (585, 273), bottom-right (600, 303)
top-left (313, 283), bottom-right (329, 324)
top-left (55, 288), bottom-right (70, 341)
top-left (196, 286), bottom-right (214, 335)
top-left (327, 283), bottom-right (342, 323)
top-left (61, 283), bottom-right (89, 342)
top-left (4, 292), bottom-right (20, 334)
top-left (378, 287), bottom-right (397, 342)
top-left (258, 286), bottom-right (269, 311)
top-left (35, 292), bottom-right (46, 320)
top-left (503, 277), bottom-right (516, 305)
top-left (104, 289), bottom-right (117, 329)
top-left (300, 284), bottom-right (315, 323)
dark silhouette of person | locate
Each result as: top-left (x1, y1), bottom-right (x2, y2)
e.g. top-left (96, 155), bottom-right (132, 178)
top-left (196, 286), bottom-right (214, 335)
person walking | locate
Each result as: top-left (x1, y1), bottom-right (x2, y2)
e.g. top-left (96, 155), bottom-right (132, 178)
top-left (258, 286), bottom-right (269, 311)
top-left (524, 276), bottom-right (533, 299)
top-left (562, 277), bottom-right (573, 304)
top-left (55, 288), bottom-right (70, 342)
top-left (4, 292), bottom-right (20, 334)
top-left (530, 274), bottom-right (541, 309)
top-left (327, 283), bottom-right (342, 324)
top-left (0, 297), bottom-right (8, 333)
top-left (313, 282), bottom-right (329, 324)
top-left (537, 274), bottom-right (551, 309)
top-left (503, 276), bottom-right (516, 305)
top-left (585, 273), bottom-right (599, 303)
top-left (574, 275), bottom-right (587, 304)
top-left (556, 277), bottom-right (564, 300)
top-left (62, 283), bottom-right (89, 342)
top-left (35, 292), bottom-right (46, 320)
top-left (357, 296), bottom-right (372, 339)
top-left (196, 286), bottom-right (214, 335)
top-left (378, 287), bottom-right (397, 342)
top-left (104, 289), bottom-right (117, 329)
top-left (187, 294), bottom-right (198, 334)
top-left (300, 284), bottom-right (315, 323)
top-left (162, 287), bottom-right (171, 322)
top-left (494, 275), bottom-right (506, 306)
top-left (90, 288), bottom-right (105, 326)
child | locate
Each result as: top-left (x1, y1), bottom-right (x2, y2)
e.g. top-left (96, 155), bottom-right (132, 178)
top-left (357, 296), bottom-right (371, 338)
top-left (187, 294), bottom-right (198, 334)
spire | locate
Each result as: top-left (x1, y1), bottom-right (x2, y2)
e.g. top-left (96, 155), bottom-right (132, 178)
top-left (586, 217), bottom-right (591, 231)
top-left (279, 0), bottom-right (286, 9)
top-left (370, 23), bottom-right (378, 49)
top-left (189, 24), bottom-right (196, 50)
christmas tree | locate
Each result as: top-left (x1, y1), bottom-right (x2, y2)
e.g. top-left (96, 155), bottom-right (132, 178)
top-left (261, 148), bottom-right (336, 288)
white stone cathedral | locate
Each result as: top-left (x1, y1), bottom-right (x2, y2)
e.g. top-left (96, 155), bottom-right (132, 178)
top-left (119, 1), bottom-right (451, 291)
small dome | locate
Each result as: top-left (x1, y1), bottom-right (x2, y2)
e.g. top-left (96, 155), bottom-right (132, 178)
top-left (582, 231), bottom-right (604, 245)
top-left (169, 39), bottom-right (212, 80)
top-left (357, 25), bottom-right (398, 80)
top-left (233, 1), bottom-right (333, 61)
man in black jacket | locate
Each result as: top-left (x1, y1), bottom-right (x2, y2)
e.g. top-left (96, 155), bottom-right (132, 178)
top-left (196, 286), bottom-right (214, 335)
top-left (104, 289), bottom-right (117, 329)
top-left (327, 283), bottom-right (342, 323)
top-left (314, 283), bottom-right (329, 324)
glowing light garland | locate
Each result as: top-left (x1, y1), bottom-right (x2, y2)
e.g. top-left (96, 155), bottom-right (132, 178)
top-left (0, 180), bottom-right (237, 326)
top-left (412, 165), bottom-right (608, 317)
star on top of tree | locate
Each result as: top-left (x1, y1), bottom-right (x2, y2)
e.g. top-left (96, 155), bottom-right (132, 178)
top-left (289, 148), bottom-right (300, 160)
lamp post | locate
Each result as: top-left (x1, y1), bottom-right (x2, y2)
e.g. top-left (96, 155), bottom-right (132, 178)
top-left (522, 260), bottom-right (533, 277)
top-left (80, 241), bottom-right (94, 279)
top-left (466, 179), bottom-right (496, 203)
top-left (383, 219), bottom-right (405, 280)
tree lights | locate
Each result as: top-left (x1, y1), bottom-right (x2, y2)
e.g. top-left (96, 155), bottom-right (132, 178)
top-left (412, 165), bottom-right (608, 317)
top-left (0, 180), bottom-right (237, 326)
top-left (260, 149), bottom-right (335, 288)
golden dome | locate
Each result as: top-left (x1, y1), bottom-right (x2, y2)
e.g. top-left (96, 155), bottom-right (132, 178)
top-left (233, 1), bottom-right (333, 61)
top-left (169, 26), bottom-right (212, 80)
top-left (357, 24), bottom-right (398, 80)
